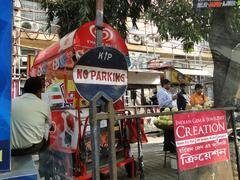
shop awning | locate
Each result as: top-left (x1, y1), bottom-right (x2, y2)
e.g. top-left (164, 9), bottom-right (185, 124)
top-left (175, 68), bottom-right (213, 77)
top-left (128, 69), bottom-right (163, 85)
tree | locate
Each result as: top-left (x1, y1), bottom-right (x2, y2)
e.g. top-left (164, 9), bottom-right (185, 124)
top-left (147, 2), bottom-right (240, 108)
top-left (41, 0), bottom-right (240, 108)
top-left (41, 0), bottom-right (151, 38)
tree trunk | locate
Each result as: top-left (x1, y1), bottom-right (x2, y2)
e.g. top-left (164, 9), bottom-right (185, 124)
top-left (180, 8), bottom-right (240, 180)
top-left (179, 161), bottom-right (234, 180)
top-left (209, 9), bottom-right (240, 107)
top-left (221, 58), bottom-right (240, 106)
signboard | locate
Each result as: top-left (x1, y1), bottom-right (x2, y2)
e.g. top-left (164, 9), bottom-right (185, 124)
top-left (50, 110), bottom-right (79, 151)
top-left (195, 0), bottom-right (236, 8)
top-left (173, 110), bottom-right (230, 171)
top-left (0, 0), bottom-right (12, 172)
top-left (74, 21), bottom-right (129, 58)
top-left (73, 46), bottom-right (128, 102)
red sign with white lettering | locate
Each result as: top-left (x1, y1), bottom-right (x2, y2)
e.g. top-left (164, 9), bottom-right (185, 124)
top-left (173, 110), bottom-right (230, 171)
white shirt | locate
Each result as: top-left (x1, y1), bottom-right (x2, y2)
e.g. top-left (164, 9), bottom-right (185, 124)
top-left (157, 88), bottom-right (173, 108)
top-left (11, 93), bottom-right (51, 149)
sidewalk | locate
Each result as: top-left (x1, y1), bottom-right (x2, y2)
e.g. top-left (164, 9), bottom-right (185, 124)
top-left (118, 135), bottom-right (178, 180)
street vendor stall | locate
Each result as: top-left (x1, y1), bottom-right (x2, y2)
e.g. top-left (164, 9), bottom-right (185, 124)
top-left (30, 21), bottom-right (136, 179)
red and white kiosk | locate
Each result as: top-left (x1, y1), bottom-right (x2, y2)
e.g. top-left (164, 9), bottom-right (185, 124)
top-left (30, 21), bottom-right (136, 179)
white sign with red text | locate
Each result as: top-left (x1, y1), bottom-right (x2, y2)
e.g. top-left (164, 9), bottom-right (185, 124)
top-left (73, 65), bottom-right (127, 86)
top-left (72, 46), bottom-right (128, 102)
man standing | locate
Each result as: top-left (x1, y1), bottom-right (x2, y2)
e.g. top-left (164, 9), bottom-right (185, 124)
top-left (150, 89), bottom-right (158, 105)
top-left (11, 77), bottom-right (52, 156)
top-left (157, 79), bottom-right (177, 112)
top-left (177, 83), bottom-right (188, 111)
top-left (157, 79), bottom-right (176, 153)
top-left (190, 83), bottom-right (208, 107)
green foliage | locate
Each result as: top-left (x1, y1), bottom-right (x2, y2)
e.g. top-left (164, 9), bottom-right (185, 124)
top-left (41, 0), bottom-right (95, 37)
top-left (41, 0), bottom-right (240, 52)
top-left (146, 0), bottom-right (211, 52)
top-left (41, 0), bottom-right (151, 38)
top-left (40, 1), bottom-right (240, 106)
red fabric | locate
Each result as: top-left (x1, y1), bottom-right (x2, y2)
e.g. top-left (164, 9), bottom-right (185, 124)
top-left (127, 118), bottom-right (148, 143)
top-left (113, 99), bottom-right (124, 110)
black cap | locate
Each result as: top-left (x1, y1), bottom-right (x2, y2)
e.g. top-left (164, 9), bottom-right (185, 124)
top-left (161, 79), bottom-right (171, 86)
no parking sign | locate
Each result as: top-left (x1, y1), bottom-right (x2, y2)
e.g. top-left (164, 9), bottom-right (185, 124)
top-left (73, 46), bottom-right (128, 102)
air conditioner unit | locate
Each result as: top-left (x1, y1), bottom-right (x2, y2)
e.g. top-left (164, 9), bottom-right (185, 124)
top-left (143, 35), bottom-right (161, 47)
top-left (127, 34), bottom-right (142, 45)
top-left (21, 21), bottom-right (40, 32)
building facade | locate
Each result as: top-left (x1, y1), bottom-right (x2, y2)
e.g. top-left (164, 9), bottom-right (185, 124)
top-left (12, 0), bottom-right (213, 98)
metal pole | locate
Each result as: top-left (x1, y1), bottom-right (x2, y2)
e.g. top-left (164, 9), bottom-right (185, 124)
top-left (96, 0), bottom-right (104, 47)
top-left (107, 100), bottom-right (117, 180)
top-left (136, 117), bottom-right (144, 180)
top-left (90, 100), bottom-right (100, 180)
top-left (230, 110), bottom-right (240, 180)
top-left (90, 92), bottom-right (117, 180)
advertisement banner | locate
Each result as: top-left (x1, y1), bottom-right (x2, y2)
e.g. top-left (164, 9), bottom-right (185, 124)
top-left (50, 110), bottom-right (79, 151)
top-left (33, 21), bottom-right (130, 73)
top-left (174, 110), bottom-right (230, 171)
top-left (0, 0), bottom-right (12, 172)
top-left (50, 109), bottom-right (125, 167)
top-left (194, 0), bottom-right (236, 8)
